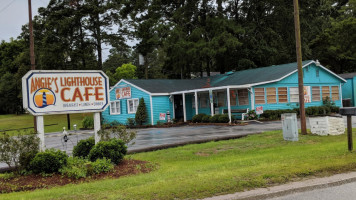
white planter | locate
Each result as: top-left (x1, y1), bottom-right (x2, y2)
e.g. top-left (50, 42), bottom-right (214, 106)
top-left (308, 116), bottom-right (345, 136)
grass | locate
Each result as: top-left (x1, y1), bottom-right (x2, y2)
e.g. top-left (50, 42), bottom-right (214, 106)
top-left (2, 130), bottom-right (356, 200)
top-left (0, 113), bottom-right (91, 135)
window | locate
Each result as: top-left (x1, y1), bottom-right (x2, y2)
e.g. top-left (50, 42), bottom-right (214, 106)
top-left (289, 87), bottom-right (299, 103)
top-left (322, 86), bottom-right (330, 100)
top-left (238, 89), bottom-right (249, 105)
top-left (254, 88), bottom-right (265, 104)
top-left (200, 93), bottom-right (208, 108)
top-left (110, 101), bottom-right (121, 115)
top-left (217, 91), bottom-right (226, 107)
top-left (312, 86), bottom-right (320, 102)
top-left (331, 86), bottom-right (340, 100)
top-left (266, 88), bottom-right (277, 104)
top-left (278, 87), bottom-right (288, 103)
top-left (127, 98), bottom-right (139, 114)
top-left (229, 90), bottom-right (237, 106)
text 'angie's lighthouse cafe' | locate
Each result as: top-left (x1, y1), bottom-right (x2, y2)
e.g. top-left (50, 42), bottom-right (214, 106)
top-left (22, 71), bottom-right (110, 150)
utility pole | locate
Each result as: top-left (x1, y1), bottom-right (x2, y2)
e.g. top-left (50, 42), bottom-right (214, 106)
top-left (293, 0), bottom-right (307, 135)
top-left (28, 0), bottom-right (37, 132)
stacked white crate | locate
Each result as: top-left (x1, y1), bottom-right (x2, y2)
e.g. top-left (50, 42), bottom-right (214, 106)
top-left (309, 117), bottom-right (345, 136)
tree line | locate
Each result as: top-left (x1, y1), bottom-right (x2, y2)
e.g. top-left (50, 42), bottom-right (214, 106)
top-left (0, 0), bottom-right (355, 114)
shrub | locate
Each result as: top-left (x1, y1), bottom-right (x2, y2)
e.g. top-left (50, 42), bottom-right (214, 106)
top-left (72, 137), bottom-right (95, 158)
top-left (126, 118), bottom-right (135, 127)
top-left (109, 120), bottom-right (121, 127)
top-left (98, 126), bottom-right (136, 146)
top-left (82, 116), bottom-right (94, 129)
top-left (192, 114), bottom-right (207, 123)
top-left (218, 114), bottom-right (230, 123)
top-left (0, 131), bottom-right (39, 170)
top-left (210, 114), bottom-right (221, 123)
top-left (135, 98), bottom-right (148, 125)
top-left (59, 157), bottom-right (90, 179)
top-left (30, 149), bottom-right (68, 174)
top-left (88, 138), bottom-right (127, 164)
top-left (92, 158), bottom-right (114, 174)
top-left (202, 115), bottom-right (211, 123)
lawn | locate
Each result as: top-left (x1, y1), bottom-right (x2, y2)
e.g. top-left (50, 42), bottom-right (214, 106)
top-left (0, 113), bottom-right (91, 135)
top-left (2, 130), bottom-right (356, 200)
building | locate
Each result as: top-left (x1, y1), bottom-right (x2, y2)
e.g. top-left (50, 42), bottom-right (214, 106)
top-left (102, 60), bottom-right (346, 125)
top-left (339, 73), bottom-right (356, 106)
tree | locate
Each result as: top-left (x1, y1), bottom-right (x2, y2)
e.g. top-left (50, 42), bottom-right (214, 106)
top-left (114, 63), bottom-right (137, 81)
top-left (135, 98), bottom-right (147, 125)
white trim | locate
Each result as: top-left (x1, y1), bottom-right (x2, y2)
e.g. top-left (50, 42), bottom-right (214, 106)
top-left (248, 88), bottom-right (255, 110)
top-left (150, 95), bottom-right (154, 125)
top-left (109, 100), bottom-right (121, 115)
top-left (227, 87), bottom-right (232, 123)
top-left (110, 79), bottom-right (152, 95)
top-left (182, 93), bottom-right (187, 122)
top-left (340, 83), bottom-right (343, 107)
top-left (172, 96), bottom-right (175, 119)
top-left (127, 98), bottom-right (139, 114)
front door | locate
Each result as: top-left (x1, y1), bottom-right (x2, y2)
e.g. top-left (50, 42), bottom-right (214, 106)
top-left (174, 95), bottom-right (184, 120)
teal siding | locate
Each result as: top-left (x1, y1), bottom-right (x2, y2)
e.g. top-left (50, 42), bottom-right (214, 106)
top-left (152, 96), bottom-right (173, 124)
top-left (341, 78), bottom-right (355, 106)
top-left (252, 64), bottom-right (342, 111)
top-left (102, 81), bottom-right (152, 125)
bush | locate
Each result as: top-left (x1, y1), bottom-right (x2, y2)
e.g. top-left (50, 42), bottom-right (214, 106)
top-left (59, 157), bottom-right (91, 179)
top-left (88, 138), bottom-right (127, 164)
top-left (30, 149), bottom-right (68, 174)
top-left (210, 114), bottom-right (221, 123)
top-left (135, 98), bottom-right (148, 125)
top-left (218, 114), bottom-right (230, 123)
top-left (82, 116), bottom-right (94, 129)
top-left (92, 158), bottom-right (114, 174)
top-left (192, 114), bottom-right (207, 123)
top-left (109, 120), bottom-right (122, 127)
top-left (73, 137), bottom-right (95, 158)
top-left (0, 131), bottom-right (39, 170)
top-left (202, 115), bottom-right (211, 123)
top-left (126, 118), bottom-right (135, 127)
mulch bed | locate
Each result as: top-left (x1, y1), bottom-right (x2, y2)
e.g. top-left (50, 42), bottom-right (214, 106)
top-left (0, 159), bottom-right (155, 193)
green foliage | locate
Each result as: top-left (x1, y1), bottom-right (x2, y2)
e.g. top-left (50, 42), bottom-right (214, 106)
top-left (115, 63), bottom-right (137, 80)
top-left (30, 149), bottom-right (67, 174)
top-left (210, 114), bottom-right (221, 123)
top-left (59, 157), bottom-right (91, 179)
top-left (0, 131), bottom-right (39, 169)
top-left (88, 138), bottom-right (127, 165)
top-left (135, 98), bottom-right (147, 125)
top-left (98, 125), bottom-right (136, 146)
top-left (192, 114), bottom-right (207, 123)
top-left (82, 116), bottom-right (94, 129)
top-left (218, 114), bottom-right (230, 123)
top-left (126, 118), bottom-right (136, 127)
top-left (73, 137), bottom-right (95, 158)
top-left (246, 110), bottom-right (258, 120)
top-left (202, 115), bottom-right (211, 123)
top-left (92, 158), bottom-right (114, 174)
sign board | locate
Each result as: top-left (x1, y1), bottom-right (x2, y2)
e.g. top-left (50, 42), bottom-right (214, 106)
top-left (22, 70), bottom-right (109, 115)
top-left (256, 106), bottom-right (263, 115)
top-left (304, 86), bottom-right (311, 103)
top-left (159, 113), bottom-right (166, 120)
top-left (115, 87), bottom-right (131, 99)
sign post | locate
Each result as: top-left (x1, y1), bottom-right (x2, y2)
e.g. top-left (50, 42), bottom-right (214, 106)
top-left (22, 70), bottom-right (110, 150)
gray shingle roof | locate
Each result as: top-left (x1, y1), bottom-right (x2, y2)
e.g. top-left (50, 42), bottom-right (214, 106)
top-left (121, 60), bottom-right (339, 94)
top-left (338, 73), bottom-right (356, 79)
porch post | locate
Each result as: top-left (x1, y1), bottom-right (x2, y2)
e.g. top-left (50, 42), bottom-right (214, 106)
top-left (250, 88), bottom-right (255, 110)
top-left (172, 96), bottom-right (175, 119)
top-left (210, 90), bottom-right (214, 116)
top-left (227, 87), bottom-right (232, 124)
top-left (183, 93), bottom-right (187, 122)
top-left (195, 91), bottom-right (198, 115)
top-left (150, 95), bottom-right (154, 125)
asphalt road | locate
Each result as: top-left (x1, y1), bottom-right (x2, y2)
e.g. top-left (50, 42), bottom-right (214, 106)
top-left (268, 181), bottom-right (356, 200)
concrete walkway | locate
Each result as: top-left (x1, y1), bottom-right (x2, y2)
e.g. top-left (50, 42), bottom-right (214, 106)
top-left (201, 171), bottom-right (356, 200)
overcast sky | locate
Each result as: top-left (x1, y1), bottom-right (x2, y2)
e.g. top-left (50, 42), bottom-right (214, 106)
top-left (0, 0), bottom-right (50, 41)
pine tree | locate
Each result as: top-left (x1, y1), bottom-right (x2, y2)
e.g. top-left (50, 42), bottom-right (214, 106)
top-left (135, 98), bottom-right (147, 125)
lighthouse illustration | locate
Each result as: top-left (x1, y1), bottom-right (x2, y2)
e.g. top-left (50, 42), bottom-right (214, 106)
top-left (34, 89), bottom-right (56, 108)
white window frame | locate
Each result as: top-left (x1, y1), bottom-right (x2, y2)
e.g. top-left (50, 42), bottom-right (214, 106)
top-left (289, 87), bottom-right (299, 103)
top-left (127, 98), bottom-right (139, 114)
top-left (110, 101), bottom-right (121, 115)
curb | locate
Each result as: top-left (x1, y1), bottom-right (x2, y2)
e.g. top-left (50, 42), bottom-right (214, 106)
top-left (201, 171), bottom-right (356, 200)
top-left (127, 133), bottom-right (259, 154)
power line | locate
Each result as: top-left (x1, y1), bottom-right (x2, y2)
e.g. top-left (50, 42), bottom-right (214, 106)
top-left (0, 0), bottom-right (17, 14)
